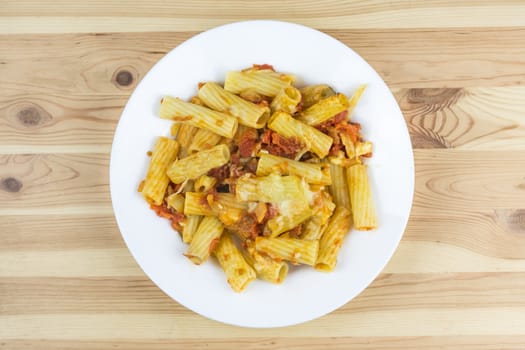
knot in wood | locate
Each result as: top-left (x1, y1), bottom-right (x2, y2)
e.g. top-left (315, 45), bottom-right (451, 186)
top-left (1, 177), bottom-right (23, 193)
top-left (115, 69), bottom-right (134, 87)
top-left (17, 107), bottom-right (42, 126)
top-left (14, 103), bottom-right (52, 128)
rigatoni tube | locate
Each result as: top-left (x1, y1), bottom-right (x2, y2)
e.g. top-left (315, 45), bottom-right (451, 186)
top-left (267, 111), bottom-right (333, 158)
top-left (182, 215), bottom-right (201, 244)
top-left (184, 192), bottom-right (246, 226)
top-left (167, 144), bottom-right (230, 184)
top-left (141, 137), bottom-right (180, 205)
top-left (188, 128), bottom-right (222, 153)
top-left (214, 233), bottom-right (256, 292)
top-left (347, 164), bottom-right (377, 230)
top-left (160, 96), bottom-right (238, 138)
top-left (315, 206), bottom-right (352, 272)
top-left (329, 163), bottom-right (351, 211)
top-left (242, 240), bottom-right (288, 284)
top-left (300, 84), bottom-right (335, 109)
top-left (224, 69), bottom-right (294, 97)
top-left (270, 86), bottom-right (302, 114)
top-left (235, 173), bottom-right (307, 203)
top-left (198, 82), bottom-right (270, 128)
top-left (298, 93), bottom-right (349, 125)
top-left (300, 216), bottom-right (326, 241)
top-left (266, 201), bottom-right (313, 237)
top-left (255, 237), bottom-right (319, 266)
top-left (256, 153), bottom-right (331, 185)
top-left (184, 216), bottom-right (224, 265)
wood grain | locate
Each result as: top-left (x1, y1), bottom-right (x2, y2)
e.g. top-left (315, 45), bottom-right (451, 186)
top-left (3, 308), bottom-right (525, 338)
top-left (383, 242), bottom-right (525, 273)
top-left (0, 215), bottom-right (121, 251)
top-left (2, 273), bottom-right (524, 316)
top-left (2, 1), bottom-right (525, 33)
top-left (1, 1), bottom-right (525, 348)
top-left (0, 248), bottom-right (142, 277)
top-left (0, 154), bottom-right (110, 214)
top-left (0, 93), bottom-right (125, 153)
top-left (1, 150), bottom-right (522, 215)
top-left (395, 87), bottom-right (525, 150)
top-left (1, 29), bottom-right (523, 97)
top-left (413, 150), bottom-right (525, 211)
top-left (2, 86), bottom-right (524, 153)
top-left (2, 206), bottom-right (523, 258)
top-left (3, 240), bottom-right (525, 278)
top-left (2, 30), bottom-right (524, 153)
top-left (3, 337), bottom-right (525, 350)
top-left (406, 208), bottom-right (525, 259)
top-left (4, 0), bottom-right (523, 18)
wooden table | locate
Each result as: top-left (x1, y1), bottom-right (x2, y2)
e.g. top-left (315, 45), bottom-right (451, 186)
top-left (2, 1), bottom-right (525, 349)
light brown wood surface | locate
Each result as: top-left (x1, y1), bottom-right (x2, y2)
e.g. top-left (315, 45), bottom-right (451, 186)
top-left (1, 1), bottom-right (525, 349)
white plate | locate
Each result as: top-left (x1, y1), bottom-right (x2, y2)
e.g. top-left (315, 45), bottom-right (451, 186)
top-left (110, 20), bottom-right (414, 328)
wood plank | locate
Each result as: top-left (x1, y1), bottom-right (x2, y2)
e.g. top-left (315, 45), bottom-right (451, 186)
top-left (331, 28), bottom-right (525, 88)
top-left (1, 33), bottom-right (523, 154)
top-left (0, 215), bottom-right (121, 251)
top-left (0, 207), bottom-right (525, 259)
top-left (0, 33), bottom-right (187, 95)
top-left (0, 207), bottom-right (522, 286)
top-left (1, 87), bottom-right (523, 153)
top-left (0, 30), bottom-right (523, 103)
top-left (1, 150), bottom-right (522, 214)
top-left (1, 273), bottom-right (524, 316)
top-left (2, 204), bottom-right (523, 259)
top-left (3, 337), bottom-right (525, 350)
top-left (0, 93), bottom-right (126, 154)
top-left (406, 208), bottom-right (525, 259)
top-left (0, 276), bottom-right (181, 315)
top-left (3, 87), bottom-right (525, 153)
top-left (2, 240), bottom-right (525, 277)
top-left (1, 2), bottom-right (525, 33)
top-left (0, 154), bottom-right (110, 214)
top-left (395, 87), bottom-right (525, 150)
top-left (342, 272), bottom-right (525, 313)
top-left (2, 308), bottom-right (525, 338)
top-left (0, 207), bottom-right (519, 258)
top-left (0, 248), bottom-right (142, 277)
top-left (2, 0), bottom-right (521, 18)
top-left (383, 241), bottom-right (525, 273)
top-left (412, 150), bottom-right (525, 211)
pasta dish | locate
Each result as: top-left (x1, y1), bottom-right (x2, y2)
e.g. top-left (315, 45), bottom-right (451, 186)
top-left (138, 64), bottom-right (377, 292)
